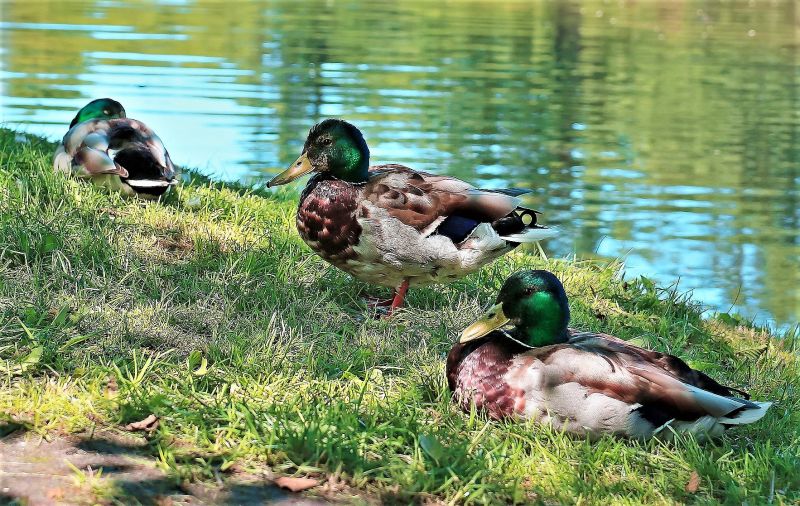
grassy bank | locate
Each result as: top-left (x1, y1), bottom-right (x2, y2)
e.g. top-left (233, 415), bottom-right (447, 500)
top-left (1, 128), bottom-right (798, 504)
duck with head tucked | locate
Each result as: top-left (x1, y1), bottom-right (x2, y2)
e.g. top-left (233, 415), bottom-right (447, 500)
top-left (54, 98), bottom-right (178, 199)
top-left (447, 270), bottom-right (772, 439)
top-left (267, 119), bottom-right (557, 315)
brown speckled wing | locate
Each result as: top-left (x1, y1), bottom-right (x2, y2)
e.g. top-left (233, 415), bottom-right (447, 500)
top-left (567, 330), bottom-right (747, 398)
top-left (537, 335), bottom-right (752, 420)
top-left (364, 165), bottom-right (522, 234)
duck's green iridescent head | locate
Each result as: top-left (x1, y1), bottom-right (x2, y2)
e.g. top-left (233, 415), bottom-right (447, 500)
top-left (69, 98), bottom-right (126, 128)
top-left (267, 119), bottom-right (370, 187)
top-left (461, 270), bottom-right (570, 347)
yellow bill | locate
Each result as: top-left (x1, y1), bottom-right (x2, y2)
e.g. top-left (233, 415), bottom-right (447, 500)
top-left (460, 303), bottom-right (510, 343)
top-left (267, 152), bottom-right (314, 187)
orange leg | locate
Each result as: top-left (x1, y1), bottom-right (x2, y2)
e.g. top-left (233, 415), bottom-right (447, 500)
top-left (364, 279), bottom-right (410, 317)
top-left (388, 279), bottom-right (410, 313)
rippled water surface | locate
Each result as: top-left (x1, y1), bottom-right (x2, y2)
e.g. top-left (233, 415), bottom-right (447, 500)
top-left (1, 0), bottom-right (798, 329)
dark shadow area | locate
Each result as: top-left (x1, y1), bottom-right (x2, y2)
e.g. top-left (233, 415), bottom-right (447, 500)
top-left (111, 476), bottom-right (186, 506)
top-left (0, 494), bottom-right (24, 506)
top-left (110, 476), bottom-right (326, 506)
top-left (76, 432), bottom-right (328, 503)
top-left (75, 435), bottom-right (150, 457)
top-left (221, 482), bottom-right (323, 505)
top-left (0, 422), bottom-right (25, 438)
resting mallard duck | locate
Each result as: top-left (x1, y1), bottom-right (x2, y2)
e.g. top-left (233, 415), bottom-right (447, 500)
top-left (53, 98), bottom-right (177, 199)
top-left (266, 119), bottom-right (557, 314)
top-left (447, 270), bottom-right (772, 439)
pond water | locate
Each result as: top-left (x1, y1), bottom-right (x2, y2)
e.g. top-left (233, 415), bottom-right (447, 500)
top-left (1, 0), bottom-right (798, 330)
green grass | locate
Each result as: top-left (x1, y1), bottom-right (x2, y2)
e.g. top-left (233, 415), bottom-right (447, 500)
top-left (0, 127), bottom-right (798, 505)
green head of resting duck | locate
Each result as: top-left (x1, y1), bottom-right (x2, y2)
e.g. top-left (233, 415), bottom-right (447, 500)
top-left (461, 270), bottom-right (571, 347)
top-left (268, 119), bottom-right (370, 186)
top-left (69, 98), bottom-right (126, 128)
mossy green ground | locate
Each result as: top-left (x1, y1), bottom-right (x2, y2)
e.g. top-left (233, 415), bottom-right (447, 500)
top-left (0, 128), bottom-right (798, 505)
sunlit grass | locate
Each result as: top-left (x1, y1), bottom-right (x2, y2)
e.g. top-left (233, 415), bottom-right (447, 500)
top-left (1, 128), bottom-right (798, 504)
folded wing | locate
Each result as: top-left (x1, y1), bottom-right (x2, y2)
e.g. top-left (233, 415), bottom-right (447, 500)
top-left (364, 165), bottom-right (555, 244)
top-left (55, 118), bottom-right (176, 185)
top-left (535, 335), bottom-right (770, 425)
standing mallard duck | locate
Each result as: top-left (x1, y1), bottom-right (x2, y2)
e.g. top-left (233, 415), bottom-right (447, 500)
top-left (53, 98), bottom-right (177, 199)
top-left (447, 270), bottom-right (772, 439)
top-left (267, 119), bottom-right (557, 314)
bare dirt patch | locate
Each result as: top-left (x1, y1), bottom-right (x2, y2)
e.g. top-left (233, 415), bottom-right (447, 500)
top-left (0, 429), bottom-right (325, 505)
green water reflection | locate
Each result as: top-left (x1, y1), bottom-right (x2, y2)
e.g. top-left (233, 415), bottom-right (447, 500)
top-left (1, 0), bottom-right (798, 329)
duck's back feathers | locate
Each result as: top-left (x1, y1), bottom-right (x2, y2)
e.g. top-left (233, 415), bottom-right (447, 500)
top-left (54, 118), bottom-right (177, 197)
top-left (448, 331), bottom-right (770, 438)
top-left (363, 165), bottom-right (522, 234)
top-left (567, 331), bottom-right (750, 399)
top-left (363, 164), bottom-right (556, 244)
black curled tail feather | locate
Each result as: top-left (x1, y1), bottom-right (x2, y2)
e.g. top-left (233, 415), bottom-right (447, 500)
top-left (491, 206), bottom-right (542, 237)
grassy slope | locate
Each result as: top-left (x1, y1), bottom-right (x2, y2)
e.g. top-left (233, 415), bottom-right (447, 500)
top-left (0, 128), bottom-right (798, 505)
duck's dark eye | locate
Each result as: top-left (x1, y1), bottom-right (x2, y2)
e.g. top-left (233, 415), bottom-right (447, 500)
top-left (103, 109), bottom-right (110, 115)
top-left (320, 137), bottom-right (333, 146)
top-left (523, 287), bottom-right (535, 296)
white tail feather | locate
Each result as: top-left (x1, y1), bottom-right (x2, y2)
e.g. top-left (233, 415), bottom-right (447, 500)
top-left (719, 401), bottom-right (773, 425)
top-left (500, 227), bottom-right (559, 243)
top-left (125, 179), bottom-right (175, 188)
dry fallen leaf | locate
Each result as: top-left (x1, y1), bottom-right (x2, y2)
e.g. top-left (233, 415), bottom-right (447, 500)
top-left (685, 471), bottom-right (700, 493)
top-left (125, 414), bottom-right (159, 432)
top-left (106, 376), bottom-right (118, 395)
top-left (46, 487), bottom-right (66, 501)
top-left (275, 476), bottom-right (320, 492)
